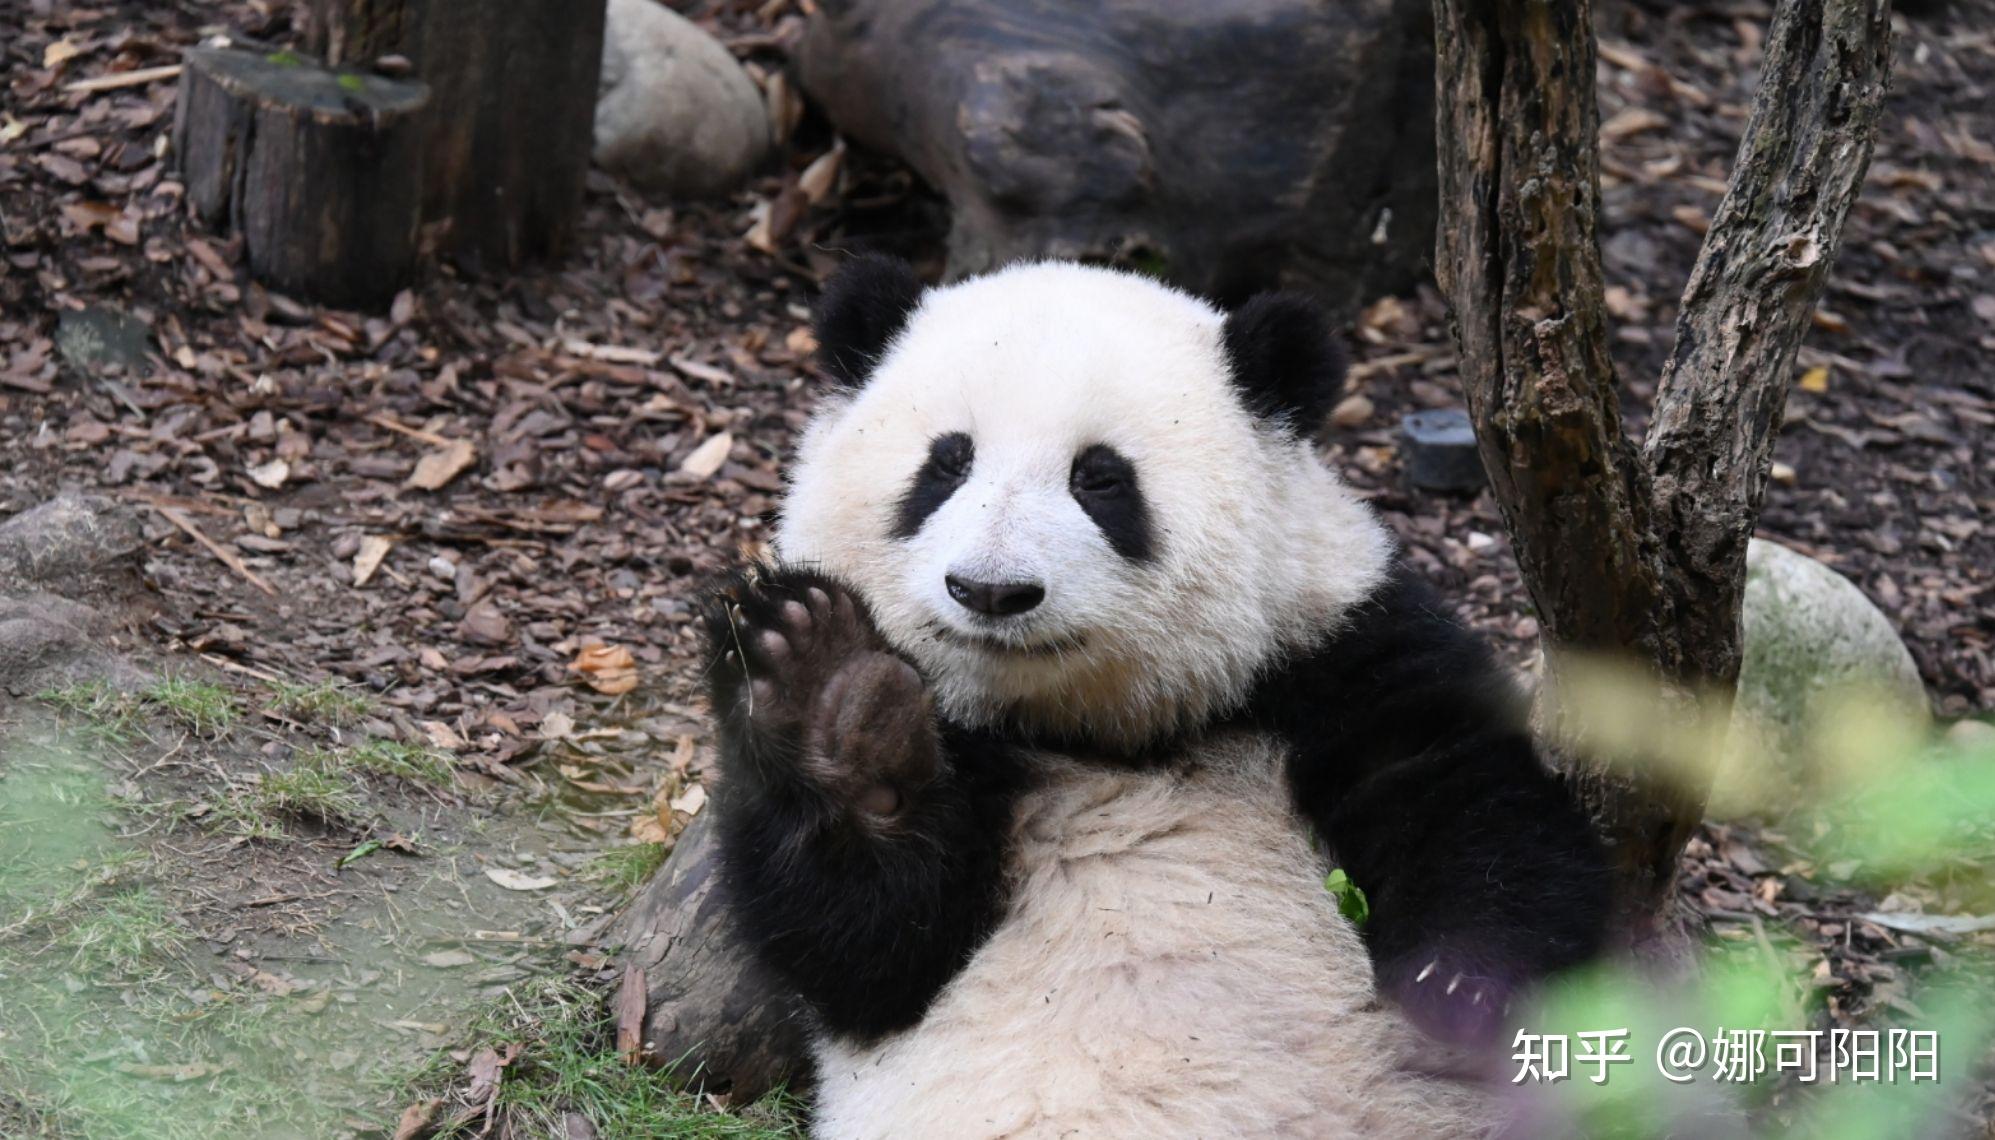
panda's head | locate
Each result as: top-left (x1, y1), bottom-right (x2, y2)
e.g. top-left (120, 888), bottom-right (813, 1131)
top-left (775, 258), bottom-right (1394, 750)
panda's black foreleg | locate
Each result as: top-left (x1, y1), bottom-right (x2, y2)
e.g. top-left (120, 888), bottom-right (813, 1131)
top-left (1321, 735), bottom-right (1611, 1048)
top-left (1263, 563), bottom-right (1612, 1048)
top-left (702, 565), bottom-right (1024, 1043)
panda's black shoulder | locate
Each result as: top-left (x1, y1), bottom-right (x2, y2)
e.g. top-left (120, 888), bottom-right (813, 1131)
top-left (1238, 559), bottom-right (1528, 754)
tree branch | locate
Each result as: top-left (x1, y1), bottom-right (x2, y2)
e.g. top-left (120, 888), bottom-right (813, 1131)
top-left (1645, 0), bottom-right (1895, 685)
top-left (1432, 0), bottom-right (1893, 917)
top-left (1435, 0), bottom-right (1666, 665)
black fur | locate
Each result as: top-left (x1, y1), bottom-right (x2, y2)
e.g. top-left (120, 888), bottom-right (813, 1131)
top-left (892, 432), bottom-right (974, 539)
top-left (1221, 292), bottom-right (1349, 432)
top-left (1069, 443), bottom-right (1155, 562)
top-left (703, 564), bottom-right (1030, 1042)
top-left (814, 255), bottom-right (926, 387)
top-left (1239, 563), bottom-right (1613, 1046)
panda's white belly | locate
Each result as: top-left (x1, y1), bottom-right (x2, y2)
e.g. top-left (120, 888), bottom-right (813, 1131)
top-left (809, 733), bottom-right (1493, 1140)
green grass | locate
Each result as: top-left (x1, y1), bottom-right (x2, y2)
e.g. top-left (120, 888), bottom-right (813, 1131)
top-left (140, 677), bottom-right (238, 737)
top-left (54, 887), bottom-right (192, 980)
top-left (268, 678), bottom-right (372, 725)
top-left (587, 843), bottom-right (669, 896)
top-left (37, 676), bottom-right (239, 742)
top-left (208, 755), bottom-right (369, 839)
top-left (345, 739), bottom-right (454, 786)
top-left (405, 979), bottom-right (804, 1139)
top-left (35, 680), bottom-right (145, 745)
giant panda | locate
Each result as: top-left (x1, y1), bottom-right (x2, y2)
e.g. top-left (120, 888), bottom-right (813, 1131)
top-left (702, 257), bottom-right (1612, 1138)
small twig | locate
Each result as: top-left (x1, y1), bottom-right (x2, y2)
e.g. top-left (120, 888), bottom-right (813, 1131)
top-left (62, 63), bottom-right (184, 94)
top-left (198, 652), bottom-right (287, 684)
top-left (365, 412), bottom-right (453, 448)
top-left (151, 504), bottom-right (278, 596)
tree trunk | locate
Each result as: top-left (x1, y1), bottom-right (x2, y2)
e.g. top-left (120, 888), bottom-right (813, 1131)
top-left (607, 810), bottom-right (810, 1099)
top-left (1431, 0), bottom-right (1892, 922)
top-left (301, 0), bottom-right (608, 274)
top-left (173, 48), bottom-right (430, 308)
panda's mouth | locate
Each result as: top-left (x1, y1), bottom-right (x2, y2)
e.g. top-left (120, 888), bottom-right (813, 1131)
top-left (927, 622), bottom-right (1086, 659)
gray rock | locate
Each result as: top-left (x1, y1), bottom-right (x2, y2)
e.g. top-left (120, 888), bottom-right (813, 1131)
top-left (0, 494), bottom-right (148, 695)
top-left (594, 0), bottom-right (772, 199)
top-left (0, 492), bottom-right (144, 590)
top-left (1400, 409), bottom-right (1486, 493)
top-left (1732, 539), bottom-right (1930, 777)
top-left (796, 0), bottom-right (1437, 317)
top-left (56, 305), bottom-right (152, 377)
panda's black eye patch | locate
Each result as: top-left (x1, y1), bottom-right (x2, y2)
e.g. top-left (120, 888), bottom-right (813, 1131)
top-left (892, 432), bottom-right (974, 539)
top-left (1071, 444), bottom-right (1154, 562)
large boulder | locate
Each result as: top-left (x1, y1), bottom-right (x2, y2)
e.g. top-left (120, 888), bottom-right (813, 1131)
top-left (796, 0), bottom-right (1437, 316)
top-left (595, 0), bottom-right (773, 198)
top-left (1729, 539), bottom-right (1930, 790)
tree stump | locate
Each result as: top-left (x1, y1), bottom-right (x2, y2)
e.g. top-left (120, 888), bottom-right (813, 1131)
top-left (796, 0), bottom-right (1437, 315)
top-left (609, 809), bottom-right (810, 1097)
top-left (301, 0), bottom-right (608, 274)
top-left (173, 48), bottom-right (429, 308)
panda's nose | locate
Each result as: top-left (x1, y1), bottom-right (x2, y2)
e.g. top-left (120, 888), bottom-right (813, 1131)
top-left (946, 575), bottom-right (1045, 616)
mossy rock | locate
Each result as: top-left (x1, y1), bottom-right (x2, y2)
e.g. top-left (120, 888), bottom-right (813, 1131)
top-left (1726, 539), bottom-right (1930, 797)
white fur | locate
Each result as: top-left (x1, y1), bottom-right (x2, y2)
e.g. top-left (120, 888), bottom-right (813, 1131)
top-left (811, 734), bottom-right (1492, 1139)
top-left (776, 262), bottom-right (1393, 750)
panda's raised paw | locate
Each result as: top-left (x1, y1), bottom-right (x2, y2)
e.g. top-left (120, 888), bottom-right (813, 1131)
top-left (726, 577), bottom-right (940, 822)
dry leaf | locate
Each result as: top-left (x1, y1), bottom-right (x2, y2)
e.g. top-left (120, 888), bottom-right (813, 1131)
top-left (352, 535), bottom-right (394, 587)
top-left (668, 355), bottom-right (732, 386)
top-left (540, 709), bottom-right (577, 740)
top-left (1600, 107), bottom-right (1670, 143)
top-left (421, 720), bottom-right (466, 750)
top-left (392, 1099), bottom-right (441, 1140)
top-left (679, 431), bottom-right (733, 478)
top-left (484, 866), bottom-right (558, 891)
top-left (1798, 365), bottom-right (1830, 393)
top-left (406, 438), bottom-right (476, 491)
top-left (798, 139), bottom-right (845, 205)
top-left (1671, 205), bottom-right (1712, 234)
top-left (571, 643), bottom-right (639, 695)
top-left (1328, 394), bottom-right (1374, 430)
top-left (422, 948), bottom-right (477, 968)
top-left (247, 459), bottom-right (289, 489)
top-left (43, 38), bottom-right (82, 69)
top-left (670, 782), bottom-right (708, 817)
top-left (61, 200), bottom-right (119, 233)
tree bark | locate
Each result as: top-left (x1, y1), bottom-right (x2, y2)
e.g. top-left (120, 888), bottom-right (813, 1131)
top-left (300, 0), bottom-right (607, 274)
top-left (173, 48), bottom-right (430, 308)
top-left (1431, 0), bottom-right (1892, 919)
top-left (607, 810), bottom-right (810, 1098)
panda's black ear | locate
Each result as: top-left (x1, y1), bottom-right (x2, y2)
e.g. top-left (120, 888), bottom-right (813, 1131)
top-left (1220, 292), bottom-right (1348, 431)
top-left (814, 254), bottom-right (926, 388)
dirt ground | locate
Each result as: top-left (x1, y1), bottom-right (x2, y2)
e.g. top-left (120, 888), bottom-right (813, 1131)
top-left (1, 0), bottom-right (1990, 1136)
